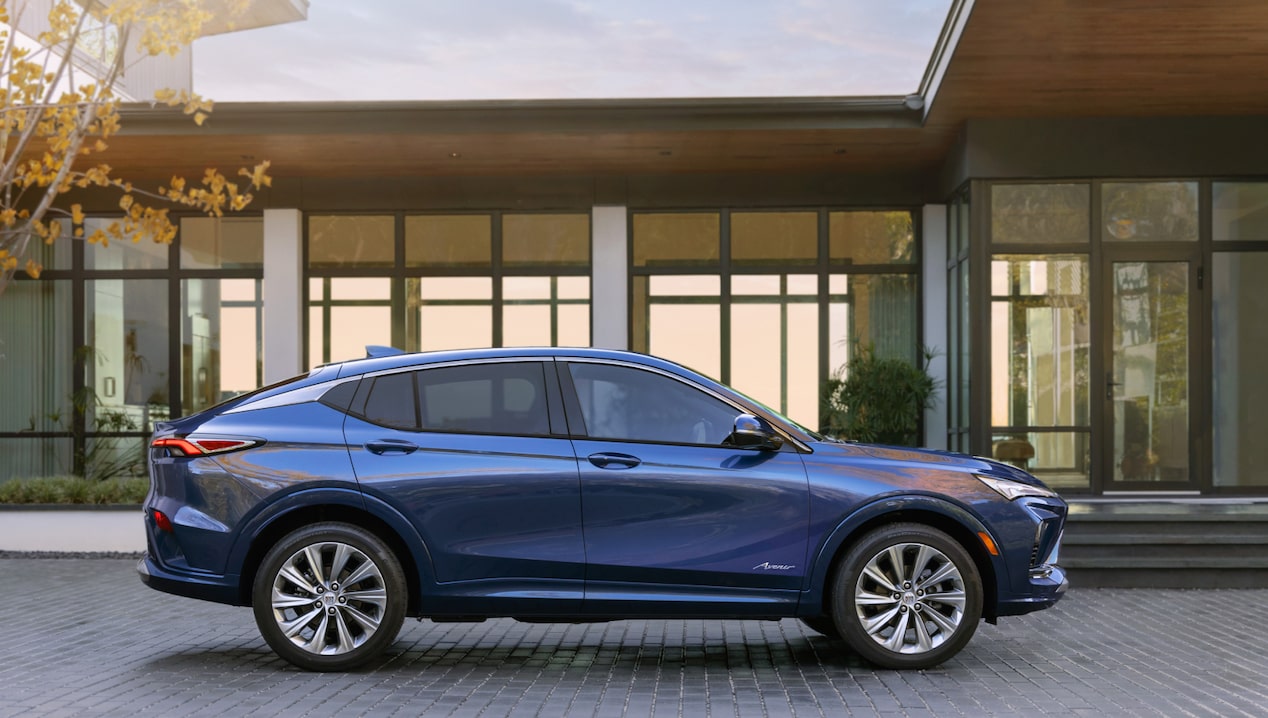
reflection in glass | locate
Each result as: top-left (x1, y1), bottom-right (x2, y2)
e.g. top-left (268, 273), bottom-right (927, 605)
top-left (85, 279), bottom-right (169, 434)
top-left (1213, 182), bottom-right (1268, 241)
top-left (730, 275), bottom-right (818, 426)
top-left (989, 255), bottom-right (1090, 428)
top-left (1101, 182), bottom-right (1198, 242)
top-left (308, 215), bottom-right (395, 268)
top-left (991, 184), bottom-right (1089, 244)
top-left (503, 214), bottom-right (589, 267)
top-left (405, 215), bottom-right (491, 268)
top-left (180, 217), bottom-right (263, 269)
top-left (731, 212), bottom-right (817, 265)
top-left (1111, 261), bottom-right (1189, 483)
top-left (182, 279), bottom-right (262, 414)
top-left (1213, 253), bottom-right (1268, 486)
top-left (632, 213), bottom-right (720, 267)
top-left (990, 431), bottom-right (1090, 491)
top-left (829, 211), bottom-right (914, 264)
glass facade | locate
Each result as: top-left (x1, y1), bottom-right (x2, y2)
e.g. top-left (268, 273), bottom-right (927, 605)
top-left (0, 216), bottom-right (263, 481)
top-left (306, 212), bottom-right (591, 367)
top-left (631, 209), bottom-right (919, 430)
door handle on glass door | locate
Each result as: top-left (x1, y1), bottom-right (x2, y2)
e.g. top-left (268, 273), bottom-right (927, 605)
top-left (1106, 371), bottom-right (1122, 401)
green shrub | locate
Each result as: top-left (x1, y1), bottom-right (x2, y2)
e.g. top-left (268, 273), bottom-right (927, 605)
top-left (0, 476), bottom-right (147, 505)
top-left (821, 345), bottom-right (938, 446)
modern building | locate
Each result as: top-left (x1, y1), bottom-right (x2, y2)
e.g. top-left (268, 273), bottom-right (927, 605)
top-left (2, 0), bottom-right (1266, 498)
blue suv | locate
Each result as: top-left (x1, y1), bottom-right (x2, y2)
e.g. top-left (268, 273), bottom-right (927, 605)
top-left (139, 348), bottom-right (1067, 671)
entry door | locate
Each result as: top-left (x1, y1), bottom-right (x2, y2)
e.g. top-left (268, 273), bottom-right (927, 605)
top-left (1101, 249), bottom-right (1201, 491)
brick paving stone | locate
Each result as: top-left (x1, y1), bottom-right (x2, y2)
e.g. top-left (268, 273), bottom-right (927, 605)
top-left (2, 558), bottom-right (1268, 717)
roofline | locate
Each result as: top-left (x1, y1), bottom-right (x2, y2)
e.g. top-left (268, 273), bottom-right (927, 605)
top-left (915, 0), bottom-right (976, 122)
top-left (117, 95), bottom-right (924, 135)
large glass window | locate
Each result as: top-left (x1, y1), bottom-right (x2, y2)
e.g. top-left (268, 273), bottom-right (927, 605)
top-left (181, 279), bottom-right (262, 415)
top-left (1101, 182), bottom-right (1199, 242)
top-left (306, 211), bottom-right (591, 367)
top-left (1213, 252), bottom-right (1268, 487)
top-left (1213, 182), bottom-right (1268, 241)
top-left (991, 184), bottom-right (1089, 245)
top-left (632, 209), bottom-right (919, 431)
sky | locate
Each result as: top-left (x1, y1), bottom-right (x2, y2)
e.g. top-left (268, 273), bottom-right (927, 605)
top-left (192, 0), bottom-right (952, 102)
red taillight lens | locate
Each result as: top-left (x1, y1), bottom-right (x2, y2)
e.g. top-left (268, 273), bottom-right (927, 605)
top-left (153, 509), bottom-right (173, 533)
top-left (151, 436), bottom-right (259, 457)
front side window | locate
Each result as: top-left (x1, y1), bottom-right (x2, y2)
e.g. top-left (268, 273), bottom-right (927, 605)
top-left (567, 363), bottom-right (738, 445)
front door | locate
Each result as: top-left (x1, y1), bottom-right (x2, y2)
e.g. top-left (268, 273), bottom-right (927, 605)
top-left (1101, 249), bottom-right (1202, 491)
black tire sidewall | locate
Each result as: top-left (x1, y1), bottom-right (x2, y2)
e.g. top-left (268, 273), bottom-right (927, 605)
top-left (831, 523), bottom-right (983, 669)
top-left (252, 521), bottom-right (407, 671)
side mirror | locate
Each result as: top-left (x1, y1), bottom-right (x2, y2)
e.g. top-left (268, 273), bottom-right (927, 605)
top-left (731, 413), bottom-right (784, 451)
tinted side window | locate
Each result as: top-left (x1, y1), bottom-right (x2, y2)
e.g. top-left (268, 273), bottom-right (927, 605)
top-left (362, 373), bottom-right (418, 429)
top-left (566, 363), bottom-right (738, 445)
top-left (417, 362), bottom-right (550, 436)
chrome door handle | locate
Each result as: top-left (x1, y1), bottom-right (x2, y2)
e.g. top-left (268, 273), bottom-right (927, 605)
top-left (365, 439), bottom-right (419, 455)
top-left (587, 452), bottom-right (641, 469)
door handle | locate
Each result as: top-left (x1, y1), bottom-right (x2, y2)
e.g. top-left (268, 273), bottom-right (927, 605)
top-left (365, 439), bottom-right (419, 455)
top-left (588, 452), bottom-right (641, 470)
top-left (1106, 371), bottom-right (1122, 401)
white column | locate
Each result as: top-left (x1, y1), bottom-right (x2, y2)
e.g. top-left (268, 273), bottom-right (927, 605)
top-left (591, 206), bottom-right (628, 350)
top-left (262, 208), bottom-right (303, 383)
top-left (922, 204), bottom-right (949, 450)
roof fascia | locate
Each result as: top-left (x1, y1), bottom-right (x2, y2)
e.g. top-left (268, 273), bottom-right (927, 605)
top-left (915, 0), bottom-right (976, 123)
top-left (117, 96), bottom-right (923, 136)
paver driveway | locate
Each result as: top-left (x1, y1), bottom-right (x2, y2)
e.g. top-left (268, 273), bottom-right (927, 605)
top-left (1, 558), bottom-right (1265, 717)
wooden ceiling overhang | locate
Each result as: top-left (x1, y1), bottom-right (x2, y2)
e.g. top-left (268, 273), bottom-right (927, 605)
top-left (96, 0), bottom-right (1268, 182)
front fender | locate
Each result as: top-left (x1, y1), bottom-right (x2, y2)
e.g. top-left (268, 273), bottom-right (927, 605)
top-left (801, 494), bottom-right (1008, 612)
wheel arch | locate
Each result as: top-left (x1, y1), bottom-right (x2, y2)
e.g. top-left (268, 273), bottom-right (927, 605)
top-left (231, 489), bottom-right (434, 615)
top-left (807, 496), bottom-right (1004, 622)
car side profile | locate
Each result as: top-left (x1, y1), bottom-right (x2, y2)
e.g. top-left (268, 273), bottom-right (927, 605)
top-left (138, 347), bottom-right (1067, 671)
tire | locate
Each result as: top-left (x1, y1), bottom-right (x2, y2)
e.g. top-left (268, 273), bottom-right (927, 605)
top-left (799, 614), bottom-right (841, 638)
top-left (831, 523), bottom-right (982, 669)
top-left (252, 522), bottom-right (407, 671)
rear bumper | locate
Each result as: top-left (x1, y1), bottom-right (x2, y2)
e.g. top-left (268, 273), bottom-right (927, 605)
top-left (137, 553), bottom-right (243, 606)
top-left (996, 563), bottom-right (1068, 617)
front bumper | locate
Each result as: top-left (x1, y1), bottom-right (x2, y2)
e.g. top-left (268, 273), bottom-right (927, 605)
top-left (137, 553), bottom-right (243, 606)
top-left (995, 563), bottom-right (1068, 617)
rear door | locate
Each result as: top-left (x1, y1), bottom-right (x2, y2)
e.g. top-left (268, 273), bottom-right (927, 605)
top-left (560, 360), bottom-right (810, 616)
top-left (344, 359), bottom-right (584, 615)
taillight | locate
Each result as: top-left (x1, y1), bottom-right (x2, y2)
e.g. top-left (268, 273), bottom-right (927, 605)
top-left (151, 436), bottom-right (260, 457)
top-left (153, 509), bottom-right (174, 533)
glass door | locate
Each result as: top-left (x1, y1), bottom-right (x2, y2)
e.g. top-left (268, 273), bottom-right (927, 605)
top-left (1101, 250), bottom-right (1201, 491)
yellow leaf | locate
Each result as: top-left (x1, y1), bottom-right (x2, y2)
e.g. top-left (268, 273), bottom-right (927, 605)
top-left (194, 111), bottom-right (208, 126)
top-left (25, 259), bottom-right (42, 279)
top-left (71, 203), bottom-right (85, 224)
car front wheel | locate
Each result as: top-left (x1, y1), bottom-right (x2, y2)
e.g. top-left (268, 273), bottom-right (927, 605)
top-left (832, 523), bottom-right (983, 669)
top-left (252, 522), bottom-right (407, 671)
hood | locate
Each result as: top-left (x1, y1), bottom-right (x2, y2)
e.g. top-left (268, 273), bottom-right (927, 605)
top-left (811, 440), bottom-right (1053, 489)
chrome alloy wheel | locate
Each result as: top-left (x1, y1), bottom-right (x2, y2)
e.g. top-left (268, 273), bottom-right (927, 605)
top-left (853, 542), bottom-right (967, 655)
top-left (270, 541), bottom-right (389, 656)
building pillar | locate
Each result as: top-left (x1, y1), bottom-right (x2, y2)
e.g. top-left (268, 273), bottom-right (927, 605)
top-left (591, 206), bottom-right (628, 350)
top-left (922, 204), bottom-right (949, 449)
top-left (262, 208), bottom-right (303, 383)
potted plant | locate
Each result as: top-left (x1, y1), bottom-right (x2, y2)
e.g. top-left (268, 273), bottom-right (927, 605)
top-left (821, 344), bottom-right (937, 446)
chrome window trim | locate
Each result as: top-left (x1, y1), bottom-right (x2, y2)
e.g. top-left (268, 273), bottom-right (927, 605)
top-left (223, 375), bottom-right (361, 414)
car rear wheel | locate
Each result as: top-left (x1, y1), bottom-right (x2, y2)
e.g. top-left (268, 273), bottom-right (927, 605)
top-left (832, 523), bottom-right (982, 669)
top-left (252, 522), bottom-right (407, 671)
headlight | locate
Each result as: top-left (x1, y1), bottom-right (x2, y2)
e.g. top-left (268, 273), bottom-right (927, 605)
top-left (976, 474), bottom-right (1058, 501)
